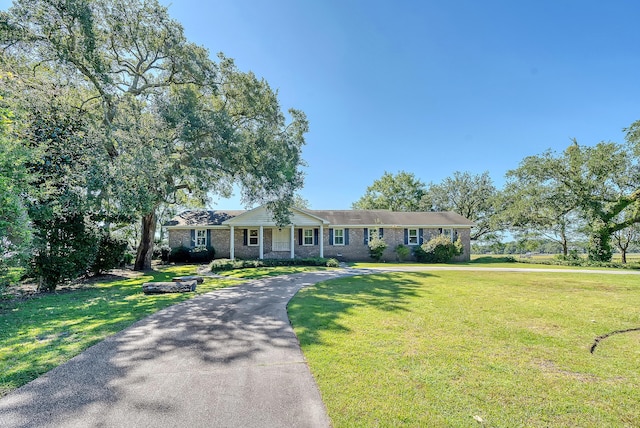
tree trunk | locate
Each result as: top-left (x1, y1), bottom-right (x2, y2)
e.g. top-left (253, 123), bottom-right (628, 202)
top-left (621, 250), bottom-right (627, 264)
top-left (134, 211), bottom-right (157, 271)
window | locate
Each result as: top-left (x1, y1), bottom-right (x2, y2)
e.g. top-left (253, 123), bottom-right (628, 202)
top-left (196, 230), bottom-right (207, 247)
top-left (333, 228), bottom-right (345, 245)
top-left (368, 228), bottom-right (378, 242)
top-left (408, 228), bottom-right (418, 245)
top-left (303, 229), bottom-right (314, 246)
top-left (442, 228), bottom-right (452, 239)
top-left (248, 229), bottom-right (259, 246)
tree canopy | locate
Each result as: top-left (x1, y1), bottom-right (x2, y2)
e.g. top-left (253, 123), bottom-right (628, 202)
top-left (1, 0), bottom-right (307, 283)
top-left (352, 171), bottom-right (425, 211)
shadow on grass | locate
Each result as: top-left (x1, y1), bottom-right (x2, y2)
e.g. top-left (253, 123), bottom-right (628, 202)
top-left (0, 269), bottom-right (340, 426)
top-left (288, 272), bottom-right (429, 347)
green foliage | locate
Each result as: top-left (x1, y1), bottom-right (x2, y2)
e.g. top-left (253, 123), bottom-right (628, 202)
top-left (368, 235), bottom-right (387, 262)
top-left (190, 246), bottom-right (216, 263)
top-left (421, 171), bottom-right (499, 240)
top-left (89, 234), bottom-right (128, 275)
top-left (416, 235), bottom-right (463, 263)
top-left (29, 212), bottom-right (100, 291)
top-left (394, 244), bottom-right (411, 262)
top-left (169, 246), bottom-right (191, 263)
top-left (352, 171), bottom-right (425, 211)
top-left (210, 257), bottom-right (339, 272)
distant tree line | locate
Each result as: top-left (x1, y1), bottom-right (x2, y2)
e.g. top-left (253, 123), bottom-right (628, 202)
top-left (352, 129), bottom-right (640, 263)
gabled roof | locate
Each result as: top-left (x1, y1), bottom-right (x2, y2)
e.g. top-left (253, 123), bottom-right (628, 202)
top-left (164, 210), bottom-right (245, 227)
top-left (307, 210), bottom-right (475, 227)
top-left (166, 208), bottom-right (474, 228)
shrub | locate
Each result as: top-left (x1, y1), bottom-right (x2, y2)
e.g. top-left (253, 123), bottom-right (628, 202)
top-left (368, 236), bottom-right (387, 262)
top-left (160, 245), bottom-right (171, 263)
top-left (169, 246), bottom-right (191, 263)
top-left (190, 246), bottom-right (215, 263)
top-left (210, 257), bottom-right (340, 272)
top-left (89, 234), bottom-right (128, 275)
top-left (395, 244), bottom-right (411, 262)
top-left (122, 252), bottom-right (135, 265)
top-left (416, 235), bottom-right (463, 263)
top-left (29, 213), bottom-right (100, 291)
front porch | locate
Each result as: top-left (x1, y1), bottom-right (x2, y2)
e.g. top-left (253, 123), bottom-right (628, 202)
top-left (223, 206), bottom-right (328, 260)
top-left (228, 225), bottom-right (325, 260)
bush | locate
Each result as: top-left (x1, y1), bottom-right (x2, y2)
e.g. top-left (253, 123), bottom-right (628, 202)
top-left (210, 257), bottom-right (340, 272)
top-left (160, 245), bottom-right (171, 263)
top-left (395, 244), bottom-right (411, 262)
top-left (169, 246), bottom-right (191, 263)
top-left (368, 236), bottom-right (387, 262)
top-left (190, 246), bottom-right (215, 263)
top-left (122, 252), bottom-right (135, 265)
top-left (89, 234), bottom-right (128, 275)
top-left (415, 235), bottom-right (463, 263)
top-left (29, 213), bottom-right (100, 291)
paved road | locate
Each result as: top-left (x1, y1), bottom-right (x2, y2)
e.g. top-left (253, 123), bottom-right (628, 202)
top-left (0, 270), bottom-right (354, 428)
top-left (1, 266), bottom-right (638, 428)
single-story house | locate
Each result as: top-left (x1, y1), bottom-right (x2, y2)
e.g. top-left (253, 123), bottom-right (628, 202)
top-left (165, 205), bottom-right (475, 262)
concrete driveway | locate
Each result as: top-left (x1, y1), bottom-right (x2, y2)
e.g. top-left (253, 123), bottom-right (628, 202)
top-left (0, 270), bottom-right (354, 428)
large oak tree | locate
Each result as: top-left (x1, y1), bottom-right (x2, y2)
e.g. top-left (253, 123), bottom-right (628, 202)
top-left (2, 0), bottom-right (307, 271)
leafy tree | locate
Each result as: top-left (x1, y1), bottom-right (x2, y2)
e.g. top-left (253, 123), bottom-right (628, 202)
top-left (353, 171), bottom-right (425, 211)
top-left (421, 171), bottom-right (499, 240)
top-left (2, 0), bottom-right (307, 272)
top-left (504, 139), bottom-right (640, 261)
top-left (368, 235), bottom-right (387, 262)
top-left (501, 160), bottom-right (584, 256)
top-left (613, 222), bottom-right (640, 264)
top-left (0, 107), bottom-right (31, 286)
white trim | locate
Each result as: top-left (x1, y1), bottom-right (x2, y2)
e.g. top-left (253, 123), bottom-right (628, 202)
top-left (259, 225), bottom-right (264, 259)
top-left (230, 226), bottom-right (235, 260)
top-left (290, 225), bottom-right (295, 259)
top-left (302, 228), bottom-right (314, 246)
top-left (408, 228), bottom-right (419, 245)
top-left (195, 229), bottom-right (207, 247)
top-left (248, 228), bottom-right (259, 246)
top-left (320, 224), bottom-right (324, 257)
top-left (333, 228), bottom-right (345, 246)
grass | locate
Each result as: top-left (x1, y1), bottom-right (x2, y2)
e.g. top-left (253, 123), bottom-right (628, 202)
top-left (288, 270), bottom-right (640, 427)
top-left (0, 264), bottom-right (240, 397)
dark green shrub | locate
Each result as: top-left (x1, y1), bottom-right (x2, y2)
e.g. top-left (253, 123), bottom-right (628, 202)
top-left (160, 245), bottom-right (171, 263)
top-left (395, 244), bottom-right (411, 262)
top-left (29, 213), bottom-right (100, 291)
top-left (90, 234), bottom-right (128, 275)
top-left (122, 252), bottom-right (135, 265)
top-left (169, 246), bottom-right (191, 263)
top-left (190, 246), bottom-right (215, 263)
top-left (210, 257), bottom-right (340, 272)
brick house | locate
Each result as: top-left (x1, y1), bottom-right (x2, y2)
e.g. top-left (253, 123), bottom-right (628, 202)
top-left (165, 205), bottom-right (475, 262)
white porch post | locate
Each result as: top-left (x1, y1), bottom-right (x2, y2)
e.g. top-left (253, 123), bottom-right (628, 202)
top-left (320, 224), bottom-right (324, 258)
top-left (259, 225), bottom-right (264, 259)
top-left (230, 226), bottom-right (235, 260)
top-left (290, 225), bottom-right (295, 259)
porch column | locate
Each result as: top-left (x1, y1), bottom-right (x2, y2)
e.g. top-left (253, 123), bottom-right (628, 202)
top-left (290, 225), bottom-right (295, 259)
top-left (259, 225), bottom-right (264, 259)
top-left (319, 224), bottom-right (324, 258)
top-left (230, 226), bottom-right (235, 260)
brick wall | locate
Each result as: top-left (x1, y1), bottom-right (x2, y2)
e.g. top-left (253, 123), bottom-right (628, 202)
top-left (168, 226), bottom-right (472, 262)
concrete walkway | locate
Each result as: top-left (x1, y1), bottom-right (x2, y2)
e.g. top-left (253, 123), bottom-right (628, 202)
top-left (1, 266), bottom-right (638, 428)
top-left (0, 270), bottom-right (354, 428)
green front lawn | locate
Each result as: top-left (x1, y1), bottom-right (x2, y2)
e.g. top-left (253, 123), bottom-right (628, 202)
top-left (0, 265), bottom-right (240, 397)
top-left (288, 270), bottom-right (640, 427)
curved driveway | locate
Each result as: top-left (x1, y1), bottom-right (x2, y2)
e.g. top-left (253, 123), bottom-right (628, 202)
top-left (1, 266), bottom-right (638, 427)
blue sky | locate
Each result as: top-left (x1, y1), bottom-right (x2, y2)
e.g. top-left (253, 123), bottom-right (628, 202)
top-left (3, 1), bottom-right (640, 210)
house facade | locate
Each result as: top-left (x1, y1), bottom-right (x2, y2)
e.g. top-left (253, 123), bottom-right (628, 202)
top-left (165, 206), bottom-right (475, 262)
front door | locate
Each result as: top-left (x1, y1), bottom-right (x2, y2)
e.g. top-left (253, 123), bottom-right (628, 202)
top-left (272, 228), bottom-right (291, 252)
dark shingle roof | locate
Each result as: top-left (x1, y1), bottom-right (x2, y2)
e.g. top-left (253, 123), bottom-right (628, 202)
top-left (166, 209), bottom-right (474, 227)
top-left (306, 210), bottom-right (474, 226)
top-left (164, 210), bottom-right (245, 226)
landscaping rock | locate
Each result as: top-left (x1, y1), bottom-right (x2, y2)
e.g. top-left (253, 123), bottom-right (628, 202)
top-left (172, 275), bottom-right (204, 284)
top-left (142, 280), bottom-right (197, 294)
